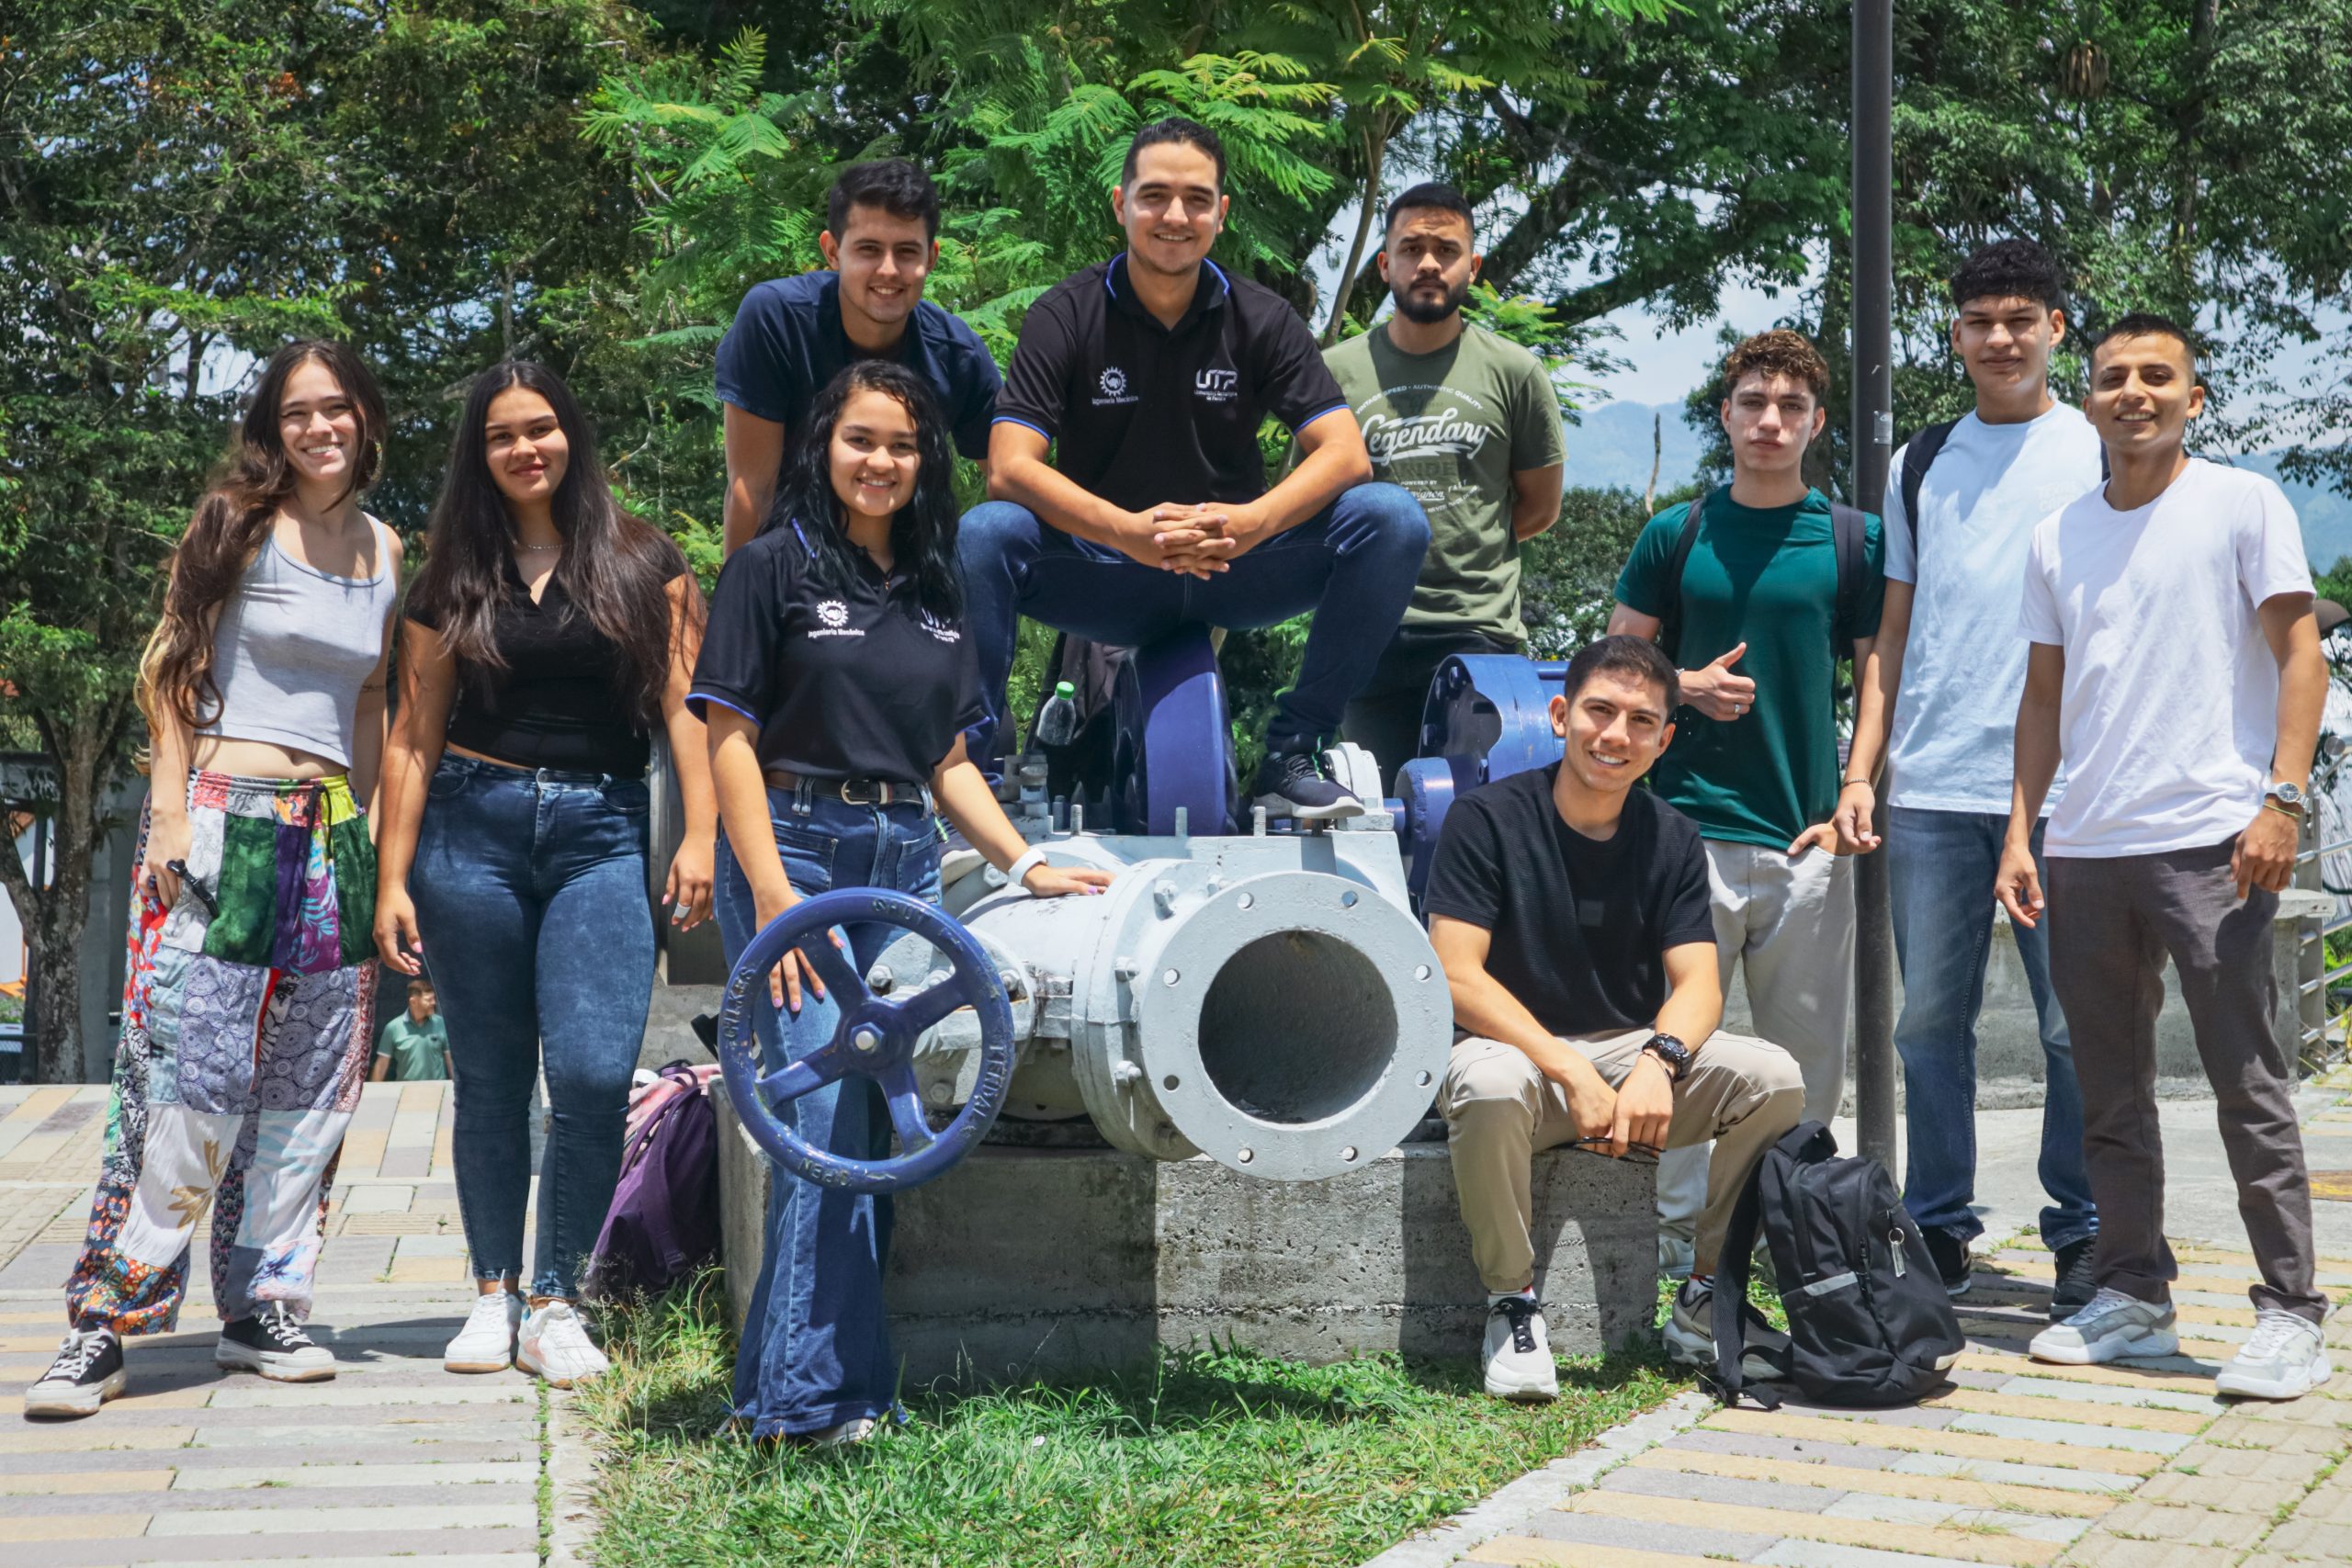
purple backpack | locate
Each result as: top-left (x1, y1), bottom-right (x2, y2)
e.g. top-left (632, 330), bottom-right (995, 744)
top-left (584, 1060), bottom-right (720, 1301)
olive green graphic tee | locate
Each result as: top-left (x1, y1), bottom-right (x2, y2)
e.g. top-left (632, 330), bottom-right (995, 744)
top-left (1323, 324), bottom-right (1566, 645)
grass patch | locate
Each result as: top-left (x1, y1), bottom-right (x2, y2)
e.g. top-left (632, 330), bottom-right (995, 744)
top-left (571, 1274), bottom-right (1692, 1567)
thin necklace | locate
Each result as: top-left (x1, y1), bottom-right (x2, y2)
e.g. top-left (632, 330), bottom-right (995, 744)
top-left (513, 539), bottom-right (561, 553)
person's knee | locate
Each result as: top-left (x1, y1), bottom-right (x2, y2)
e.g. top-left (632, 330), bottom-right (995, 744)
top-left (1725, 1039), bottom-right (1806, 1130)
top-left (956, 500), bottom-right (1039, 567)
top-left (1348, 480), bottom-right (1431, 557)
top-left (1442, 1045), bottom-right (1541, 1130)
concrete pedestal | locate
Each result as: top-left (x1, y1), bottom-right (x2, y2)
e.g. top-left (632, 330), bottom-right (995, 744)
top-left (714, 1095), bottom-right (1657, 1386)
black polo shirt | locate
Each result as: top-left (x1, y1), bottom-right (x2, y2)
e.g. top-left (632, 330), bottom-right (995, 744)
top-left (995, 254), bottom-right (1349, 513)
top-left (687, 520), bottom-right (984, 786)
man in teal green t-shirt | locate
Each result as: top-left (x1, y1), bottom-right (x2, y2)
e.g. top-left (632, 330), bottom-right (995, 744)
top-left (1609, 328), bottom-right (1885, 1273)
top-left (372, 977), bottom-right (450, 1082)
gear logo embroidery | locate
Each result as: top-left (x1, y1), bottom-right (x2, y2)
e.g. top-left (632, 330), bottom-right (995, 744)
top-left (1099, 366), bottom-right (1128, 398)
top-left (818, 600), bottom-right (849, 628)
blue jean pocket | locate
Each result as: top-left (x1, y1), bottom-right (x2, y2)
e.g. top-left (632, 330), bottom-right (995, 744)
top-left (771, 823), bottom-right (838, 892)
top-left (426, 761), bottom-right (476, 802)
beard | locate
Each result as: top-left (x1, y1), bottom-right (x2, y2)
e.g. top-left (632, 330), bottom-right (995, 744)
top-left (1394, 276), bottom-right (1469, 324)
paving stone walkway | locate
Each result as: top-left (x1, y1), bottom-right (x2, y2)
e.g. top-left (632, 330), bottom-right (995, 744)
top-left (1369, 1084), bottom-right (2352, 1568)
top-left (0, 1080), bottom-right (564, 1568)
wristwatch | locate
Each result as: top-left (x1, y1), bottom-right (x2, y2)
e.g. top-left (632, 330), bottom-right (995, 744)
top-left (1640, 1032), bottom-right (1692, 1083)
top-left (2265, 780), bottom-right (2307, 816)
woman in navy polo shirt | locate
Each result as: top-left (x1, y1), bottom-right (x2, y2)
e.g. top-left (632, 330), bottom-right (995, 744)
top-left (690, 360), bottom-right (1112, 1445)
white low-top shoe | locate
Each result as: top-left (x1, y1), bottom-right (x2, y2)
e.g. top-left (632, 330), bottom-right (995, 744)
top-left (2216, 1306), bottom-right (2333, 1400)
top-left (516, 1300), bottom-right (610, 1388)
top-left (1482, 1295), bottom-right (1559, 1402)
top-left (2030, 1286), bottom-right (2178, 1365)
top-left (445, 1287), bottom-right (526, 1373)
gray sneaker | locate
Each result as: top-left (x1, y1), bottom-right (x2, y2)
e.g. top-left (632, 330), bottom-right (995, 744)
top-left (1662, 1280), bottom-right (1787, 1382)
top-left (1482, 1295), bottom-right (1558, 1402)
top-left (2215, 1307), bottom-right (2332, 1400)
top-left (2029, 1286), bottom-right (2178, 1365)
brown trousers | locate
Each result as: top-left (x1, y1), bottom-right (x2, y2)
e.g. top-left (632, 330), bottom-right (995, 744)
top-left (2047, 841), bottom-right (2324, 1322)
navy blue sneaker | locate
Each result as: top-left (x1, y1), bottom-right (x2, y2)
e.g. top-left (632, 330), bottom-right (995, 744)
top-left (1251, 750), bottom-right (1364, 822)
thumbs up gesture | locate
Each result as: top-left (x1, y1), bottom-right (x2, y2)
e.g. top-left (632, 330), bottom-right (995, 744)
top-left (1680, 641), bottom-right (1755, 721)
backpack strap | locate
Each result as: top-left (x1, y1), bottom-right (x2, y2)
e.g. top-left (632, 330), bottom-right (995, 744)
top-left (1704, 1145), bottom-right (1779, 1409)
top-left (1897, 419), bottom-right (1957, 551)
top-left (1828, 502), bottom-right (1869, 652)
top-left (1656, 489), bottom-right (1709, 666)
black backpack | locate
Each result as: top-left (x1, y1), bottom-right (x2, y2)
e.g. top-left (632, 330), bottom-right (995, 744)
top-left (1656, 488), bottom-right (1871, 663)
top-left (1704, 1122), bottom-right (1964, 1409)
top-left (1898, 417), bottom-right (2109, 550)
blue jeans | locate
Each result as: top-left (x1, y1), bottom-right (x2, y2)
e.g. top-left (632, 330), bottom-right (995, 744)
top-left (1887, 807), bottom-right (2096, 1250)
top-left (411, 754), bottom-right (654, 1299)
top-left (714, 788), bottom-right (943, 1439)
top-left (957, 482), bottom-right (1430, 776)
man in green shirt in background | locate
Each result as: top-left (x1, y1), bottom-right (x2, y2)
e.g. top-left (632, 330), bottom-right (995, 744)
top-left (1609, 329), bottom-right (1885, 1273)
top-left (372, 977), bottom-right (451, 1083)
top-left (1323, 181), bottom-right (1566, 784)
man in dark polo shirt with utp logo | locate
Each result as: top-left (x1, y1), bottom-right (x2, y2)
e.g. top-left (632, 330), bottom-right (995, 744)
top-left (958, 117), bottom-right (1430, 819)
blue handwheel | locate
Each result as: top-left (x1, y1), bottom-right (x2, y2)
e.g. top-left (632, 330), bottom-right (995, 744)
top-left (715, 887), bottom-right (1018, 1194)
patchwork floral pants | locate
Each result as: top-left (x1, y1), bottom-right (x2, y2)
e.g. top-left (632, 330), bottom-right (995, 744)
top-left (65, 773), bottom-right (379, 1335)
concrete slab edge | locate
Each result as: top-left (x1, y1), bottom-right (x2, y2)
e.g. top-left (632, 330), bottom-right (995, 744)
top-left (1353, 1388), bottom-right (1716, 1568)
top-left (544, 1387), bottom-right (602, 1568)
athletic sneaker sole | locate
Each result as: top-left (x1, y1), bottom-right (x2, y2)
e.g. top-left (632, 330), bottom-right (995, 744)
top-left (2215, 1353), bottom-right (2333, 1400)
top-left (22, 1367), bottom-right (127, 1418)
top-left (2029, 1325), bottom-right (2179, 1365)
top-left (213, 1343), bottom-right (337, 1382)
top-left (1484, 1374), bottom-right (1558, 1403)
top-left (1251, 794), bottom-right (1366, 823)
top-left (1661, 1322), bottom-right (1785, 1382)
top-left (443, 1353), bottom-right (514, 1374)
top-left (515, 1346), bottom-right (606, 1389)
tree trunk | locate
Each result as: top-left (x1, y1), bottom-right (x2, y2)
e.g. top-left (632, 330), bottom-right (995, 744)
top-left (1321, 123), bottom-right (1389, 345)
top-left (0, 701), bottom-right (126, 1083)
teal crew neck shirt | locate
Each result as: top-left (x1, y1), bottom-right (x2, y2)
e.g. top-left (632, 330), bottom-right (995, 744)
top-left (378, 1015), bottom-right (449, 1081)
top-left (1612, 485), bottom-right (1884, 849)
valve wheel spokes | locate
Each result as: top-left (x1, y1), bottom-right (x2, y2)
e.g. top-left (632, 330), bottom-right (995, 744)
top-left (889, 973), bottom-right (974, 1034)
top-left (757, 1039), bottom-right (849, 1104)
top-left (800, 931), bottom-right (869, 1010)
top-left (881, 1064), bottom-right (935, 1151)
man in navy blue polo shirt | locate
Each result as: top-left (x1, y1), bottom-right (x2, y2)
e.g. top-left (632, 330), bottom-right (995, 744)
top-left (961, 118), bottom-right (1430, 818)
top-left (718, 159), bottom-right (1002, 557)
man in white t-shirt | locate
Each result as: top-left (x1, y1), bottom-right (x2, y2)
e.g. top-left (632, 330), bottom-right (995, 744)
top-left (1996, 312), bottom-right (2331, 1401)
top-left (1840, 242), bottom-right (2102, 1313)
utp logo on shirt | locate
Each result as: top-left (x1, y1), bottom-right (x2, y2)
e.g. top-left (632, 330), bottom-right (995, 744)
top-left (808, 599), bottom-right (864, 639)
top-left (1091, 366), bottom-right (1138, 408)
top-left (918, 608), bottom-right (961, 645)
top-left (1194, 367), bottom-right (1238, 403)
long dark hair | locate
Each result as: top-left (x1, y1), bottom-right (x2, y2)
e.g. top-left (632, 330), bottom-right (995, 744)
top-left (766, 360), bottom-right (963, 619)
top-left (409, 362), bottom-right (699, 728)
top-left (140, 340), bottom-right (388, 732)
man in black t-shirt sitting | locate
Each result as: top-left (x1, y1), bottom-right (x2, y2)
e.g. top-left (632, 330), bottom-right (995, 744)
top-left (1424, 635), bottom-right (1804, 1401)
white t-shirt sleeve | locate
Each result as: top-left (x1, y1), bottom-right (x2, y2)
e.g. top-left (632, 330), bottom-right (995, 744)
top-left (1883, 441), bottom-right (1917, 584)
top-left (2018, 518), bottom-right (2064, 645)
top-left (2235, 473), bottom-right (2315, 607)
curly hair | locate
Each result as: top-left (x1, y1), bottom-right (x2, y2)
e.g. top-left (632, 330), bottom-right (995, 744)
top-left (1950, 239), bottom-right (2068, 313)
top-left (1720, 329), bottom-right (1830, 405)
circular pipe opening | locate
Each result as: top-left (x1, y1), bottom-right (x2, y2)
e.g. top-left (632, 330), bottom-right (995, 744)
top-left (1195, 931), bottom-right (1398, 1125)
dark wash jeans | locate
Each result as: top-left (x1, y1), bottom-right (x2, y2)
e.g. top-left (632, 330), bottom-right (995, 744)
top-left (411, 754), bottom-right (654, 1300)
top-left (715, 787), bottom-right (943, 1439)
top-left (956, 481), bottom-right (1430, 777)
top-left (1887, 807), bottom-right (2096, 1251)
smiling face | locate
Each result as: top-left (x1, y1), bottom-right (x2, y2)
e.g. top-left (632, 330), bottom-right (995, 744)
top-left (482, 385), bottom-right (571, 513)
top-left (2087, 331), bottom-right (2204, 455)
top-left (276, 358), bottom-right (363, 490)
top-left (1721, 372), bottom-right (1826, 479)
top-left (1552, 665), bottom-right (1675, 799)
top-left (1952, 293), bottom-right (2064, 400)
top-left (1380, 207), bottom-right (1478, 324)
top-left (1114, 141), bottom-right (1227, 278)
top-left (820, 203), bottom-right (937, 334)
top-left (828, 387), bottom-right (921, 521)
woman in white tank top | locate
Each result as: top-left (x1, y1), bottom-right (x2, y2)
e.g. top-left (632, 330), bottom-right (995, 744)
top-left (24, 341), bottom-right (401, 1419)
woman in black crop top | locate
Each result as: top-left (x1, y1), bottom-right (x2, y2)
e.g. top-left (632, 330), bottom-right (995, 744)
top-left (373, 362), bottom-right (716, 1388)
top-left (689, 361), bottom-right (1110, 1445)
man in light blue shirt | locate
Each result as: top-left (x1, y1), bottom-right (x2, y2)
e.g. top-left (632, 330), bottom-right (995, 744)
top-left (1840, 241), bottom-right (2104, 1314)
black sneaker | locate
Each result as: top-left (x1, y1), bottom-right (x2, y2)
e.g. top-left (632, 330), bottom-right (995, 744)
top-left (1923, 1227), bottom-right (1973, 1297)
top-left (1250, 750), bottom-right (1364, 822)
top-left (24, 1327), bottom-right (126, 1418)
top-left (215, 1303), bottom-right (336, 1382)
top-left (2050, 1236), bottom-right (2098, 1321)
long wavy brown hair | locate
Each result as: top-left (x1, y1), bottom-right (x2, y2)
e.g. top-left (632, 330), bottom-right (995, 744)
top-left (137, 340), bottom-right (389, 734)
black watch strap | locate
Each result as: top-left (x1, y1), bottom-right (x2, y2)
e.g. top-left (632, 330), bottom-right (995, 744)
top-left (1642, 1032), bottom-right (1691, 1082)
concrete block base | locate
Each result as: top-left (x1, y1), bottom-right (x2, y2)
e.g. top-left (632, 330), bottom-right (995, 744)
top-left (715, 1096), bottom-right (1657, 1385)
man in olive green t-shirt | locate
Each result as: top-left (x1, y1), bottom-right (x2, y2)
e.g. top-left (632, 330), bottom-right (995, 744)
top-left (1609, 329), bottom-right (1885, 1270)
top-left (1322, 182), bottom-right (1566, 782)
top-left (372, 978), bottom-right (451, 1082)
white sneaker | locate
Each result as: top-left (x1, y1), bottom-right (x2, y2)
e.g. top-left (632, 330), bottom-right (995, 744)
top-left (2030, 1287), bottom-right (2178, 1365)
top-left (1482, 1294), bottom-right (1559, 1402)
top-left (516, 1300), bottom-right (610, 1388)
top-left (445, 1287), bottom-right (526, 1373)
top-left (2216, 1307), bottom-right (2332, 1400)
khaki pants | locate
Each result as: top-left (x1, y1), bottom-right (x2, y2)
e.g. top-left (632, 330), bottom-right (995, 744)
top-left (1659, 840), bottom-right (1856, 1241)
top-left (1444, 1029), bottom-right (1805, 1294)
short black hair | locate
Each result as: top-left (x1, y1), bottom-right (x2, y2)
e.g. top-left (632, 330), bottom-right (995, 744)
top-left (1948, 239), bottom-right (2068, 313)
top-left (827, 159), bottom-right (940, 243)
top-left (1123, 117), bottom-right (1227, 190)
top-left (2095, 310), bottom-right (2199, 372)
top-left (1563, 634), bottom-right (1680, 712)
top-left (1385, 181), bottom-right (1474, 237)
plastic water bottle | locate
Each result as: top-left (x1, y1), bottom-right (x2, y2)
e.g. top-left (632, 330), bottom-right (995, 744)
top-left (1035, 681), bottom-right (1080, 748)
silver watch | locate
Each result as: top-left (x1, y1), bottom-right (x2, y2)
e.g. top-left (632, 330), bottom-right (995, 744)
top-left (2266, 780), bottom-right (2307, 813)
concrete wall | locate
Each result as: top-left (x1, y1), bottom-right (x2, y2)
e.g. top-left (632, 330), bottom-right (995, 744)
top-left (715, 1094), bottom-right (1657, 1386)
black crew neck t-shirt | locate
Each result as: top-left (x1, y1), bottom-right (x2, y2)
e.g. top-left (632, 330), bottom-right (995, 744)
top-left (407, 555), bottom-right (686, 777)
top-left (687, 520), bottom-right (985, 785)
top-left (993, 254), bottom-right (1350, 513)
top-left (1422, 768), bottom-right (1717, 1036)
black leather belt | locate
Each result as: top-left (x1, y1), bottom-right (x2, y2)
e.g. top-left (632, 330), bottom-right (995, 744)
top-left (763, 769), bottom-right (929, 807)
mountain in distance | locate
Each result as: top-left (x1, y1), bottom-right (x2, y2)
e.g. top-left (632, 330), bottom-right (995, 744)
top-left (1563, 400), bottom-right (2352, 564)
